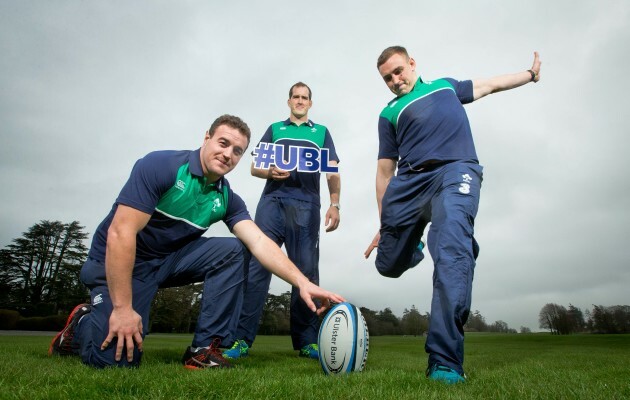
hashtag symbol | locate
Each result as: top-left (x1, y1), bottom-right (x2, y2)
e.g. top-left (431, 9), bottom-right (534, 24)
top-left (252, 142), bottom-right (276, 169)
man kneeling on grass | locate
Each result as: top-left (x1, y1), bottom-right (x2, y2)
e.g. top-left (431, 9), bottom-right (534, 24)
top-left (48, 114), bottom-right (344, 369)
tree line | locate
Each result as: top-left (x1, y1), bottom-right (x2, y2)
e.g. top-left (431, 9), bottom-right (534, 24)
top-left (0, 220), bottom-right (516, 334)
top-left (538, 303), bottom-right (630, 334)
top-left (2, 220), bottom-right (628, 336)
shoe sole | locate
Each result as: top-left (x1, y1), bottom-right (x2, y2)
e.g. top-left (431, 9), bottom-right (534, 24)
top-left (183, 361), bottom-right (232, 369)
top-left (223, 352), bottom-right (248, 360)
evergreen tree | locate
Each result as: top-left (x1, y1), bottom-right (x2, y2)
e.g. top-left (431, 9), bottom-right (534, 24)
top-left (465, 310), bottom-right (488, 332)
top-left (0, 220), bottom-right (89, 315)
top-left (400, 305), bottom-right (428, 336)
top-left (150, 284), bottom-right (201, 333)
top-left (567, 304), bottom-right (585, 333)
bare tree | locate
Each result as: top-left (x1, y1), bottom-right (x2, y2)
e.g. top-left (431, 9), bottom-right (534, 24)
top-left (589, 305), bottom-right (630, 334)
top-left (539, 303), bottom-right (571, 334)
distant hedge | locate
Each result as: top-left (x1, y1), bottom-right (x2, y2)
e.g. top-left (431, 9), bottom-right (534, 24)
top-left (0, 310), bottom-right (67, 331)
top-left (15, 315), bottom-right (67, 331)
top-left (0, 309), bottom-right (21, 329)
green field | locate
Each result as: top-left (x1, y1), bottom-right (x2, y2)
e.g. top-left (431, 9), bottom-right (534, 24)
top-left (0, 333), bottom-right (628, 399)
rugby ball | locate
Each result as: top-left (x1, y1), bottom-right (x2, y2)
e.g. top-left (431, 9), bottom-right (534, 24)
top-left (318, 302), bottom-right (369, 375)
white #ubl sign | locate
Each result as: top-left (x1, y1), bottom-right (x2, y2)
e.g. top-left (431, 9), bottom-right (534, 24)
top-left (252, 143), bottom-right (338, 173)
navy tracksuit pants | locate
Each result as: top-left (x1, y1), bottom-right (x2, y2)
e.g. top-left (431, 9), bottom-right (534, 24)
top-left (75, 237), bottom-right (250, 368)
top-left (235, 196), bottom-right (320, 350)
top-left (376, 160), bottom-right (483, 375)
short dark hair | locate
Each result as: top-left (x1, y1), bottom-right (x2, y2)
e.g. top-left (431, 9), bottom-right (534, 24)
top-left (289, 82), bottom-right (312, 100)
top-left (208, 114), bottom-right (251, 144)
top-left (377, 46), bottom-right (409, 69)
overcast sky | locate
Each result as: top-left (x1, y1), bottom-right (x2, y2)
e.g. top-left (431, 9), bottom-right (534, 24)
top-left (1, 1), bottom-right (629, 331)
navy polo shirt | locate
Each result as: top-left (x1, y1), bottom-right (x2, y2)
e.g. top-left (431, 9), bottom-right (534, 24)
top-left (256, 119), bottom-right (339, 205)
top-left (88, 149), bottom-right (251, 263)
top-left (378, 78), bottom-right (478, 175)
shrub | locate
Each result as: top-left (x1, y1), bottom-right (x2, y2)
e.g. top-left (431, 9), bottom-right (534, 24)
top-left (16, 315), bottom-right (66, 331)
top-left (0, 309), bottom-right (21, 329)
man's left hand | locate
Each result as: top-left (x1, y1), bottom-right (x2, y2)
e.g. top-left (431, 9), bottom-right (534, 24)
top-left (324, 206), bottom-right (340, 232)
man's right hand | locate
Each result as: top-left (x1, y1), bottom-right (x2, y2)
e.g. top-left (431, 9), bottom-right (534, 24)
top-left (269, 166), bottom-right (290, 180)
top-left (364, 231), bottom-right (380, 259)
top-left (101, 307), bottom-right (144, 362)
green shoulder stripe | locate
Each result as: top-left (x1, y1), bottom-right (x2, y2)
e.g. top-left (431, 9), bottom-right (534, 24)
top-left (380, 79), bottom-right (455, 130)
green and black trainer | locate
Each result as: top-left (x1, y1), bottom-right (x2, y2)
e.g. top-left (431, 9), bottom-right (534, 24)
top-left (299, 343), bottom-right (319, 359)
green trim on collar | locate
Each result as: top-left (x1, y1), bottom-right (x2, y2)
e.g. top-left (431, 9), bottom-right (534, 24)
top-left (271, 121), bottom-right (327, 147)
top-left (380, 79), bottom-right (455, 130)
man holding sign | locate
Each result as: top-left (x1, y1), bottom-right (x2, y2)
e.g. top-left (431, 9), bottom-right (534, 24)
top-left (225, 82), bottom-right (341, 360)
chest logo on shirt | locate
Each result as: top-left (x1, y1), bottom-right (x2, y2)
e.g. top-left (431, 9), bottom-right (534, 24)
top-left (252, 142), bottom-right (338, 173)
top-left (212, 198), bottom-right (221, 212)
top-left (176, 180), bottom-right (186, 191)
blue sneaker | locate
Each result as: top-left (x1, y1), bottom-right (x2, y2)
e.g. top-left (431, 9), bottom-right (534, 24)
top-left (299, 344), bottom-right (319, 359)
top-left (417, 240), bottom-right (425, 252)
top-left (222, 339), bottom-right (249, 359)
top-left (409, 239), bottom-right (426, 269)
top-left (427, 364), bottom-right (466, 384)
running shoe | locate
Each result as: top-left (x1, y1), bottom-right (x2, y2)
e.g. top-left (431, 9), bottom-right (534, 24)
top-left (299, 343), bottom-right (319, 359)
top-left (182, 338), bottom-right (232, 369)
top-left (417, 240), bottom-right (425, 252)
top-left (222, 339), bottom-right (249, 359)
top-left (48, 303), bottom-right (91, 356)
top-left (426, 363), bottom-right (467, 384)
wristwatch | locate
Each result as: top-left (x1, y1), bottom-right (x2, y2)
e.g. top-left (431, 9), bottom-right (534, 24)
top-left (330, 203), bottom-right (340, 210)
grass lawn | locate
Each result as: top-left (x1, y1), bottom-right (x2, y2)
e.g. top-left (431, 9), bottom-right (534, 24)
top-left (0, 332), bottom-right (628, 399)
